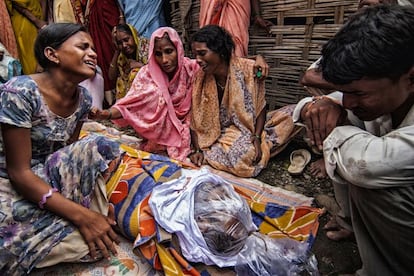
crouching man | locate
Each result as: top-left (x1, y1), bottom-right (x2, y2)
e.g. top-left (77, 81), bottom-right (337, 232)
top-left (293, 5), bottom-right (414, 276)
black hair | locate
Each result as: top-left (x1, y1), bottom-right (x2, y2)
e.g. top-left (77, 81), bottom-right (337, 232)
top-left (191, 25), bottom-right (235, 64)
top-left (116, 24), bottom-right (133, 36)
top-left (320, 5), bottom-right (414, 84)
top-left (34, 23), bottom-right (86, 68)
top-left (155, 32), bottom-right (172, 44)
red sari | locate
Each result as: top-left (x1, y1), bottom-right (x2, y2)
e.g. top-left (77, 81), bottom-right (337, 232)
top-left (85, 0), bottom-right (119, 91)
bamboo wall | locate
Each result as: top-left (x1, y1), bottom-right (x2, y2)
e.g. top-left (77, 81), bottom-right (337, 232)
top-left (170, 0), bottom-right (358, 109)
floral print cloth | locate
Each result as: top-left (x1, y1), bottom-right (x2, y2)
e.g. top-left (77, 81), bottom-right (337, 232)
top-left (113, 27), bottom-right (199, 161)
top-left (191, 57), bottom-right (300, 177)
top-left (0, 76), bottom-right (119, 274)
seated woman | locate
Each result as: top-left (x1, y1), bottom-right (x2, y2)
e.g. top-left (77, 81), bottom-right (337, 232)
top-left (91, 26), bottom-right (269, 162)
top-left (0, 23), bottom-right (120, 274)
top-left (108, 23), bottom-right (149, 102)
top-left (190, 25), bottom-right (301, 178)
top-left (91, 27), bottom-right (199, 161)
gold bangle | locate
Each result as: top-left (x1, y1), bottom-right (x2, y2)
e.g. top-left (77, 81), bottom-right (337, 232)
top-left (107, 109), bottom-right (112, 120)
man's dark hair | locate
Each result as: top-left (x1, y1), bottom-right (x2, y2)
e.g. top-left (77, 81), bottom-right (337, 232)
top-left (320, 5), bottom-right (414, 84)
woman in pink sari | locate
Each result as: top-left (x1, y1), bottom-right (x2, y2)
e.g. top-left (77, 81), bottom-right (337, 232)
top-left (90, 27), bottom-right (199, 161)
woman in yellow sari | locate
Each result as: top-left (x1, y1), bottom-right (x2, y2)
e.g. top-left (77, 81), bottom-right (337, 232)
top-left (6, 0), bottom-right (46, 74)
top-left (190, 25), bottom-right (301, 177)
top-left (108, 24), bottom-right (149, 101)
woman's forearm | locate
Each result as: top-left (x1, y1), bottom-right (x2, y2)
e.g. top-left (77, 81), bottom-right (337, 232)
top-left (190, 129), bottom-right (200, 151)
top-left (7, 165), bottom-right (88, 226)
top-left (94, 107), bottom-right (122, 121)
top-left (66, 121), bottom-right (84, 145)
top-left (13, 3), bottom-right (47, 29)
top-left (108, 50), bottom-right (120, 81)
top-left (255, 107), bottom-right (266, 136)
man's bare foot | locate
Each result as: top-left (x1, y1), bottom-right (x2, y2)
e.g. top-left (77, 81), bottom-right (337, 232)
top-left (324, 215), bottom-right (355, 241)
top-left (323, 215), bottom-right (340, 231)
top-left (309, 158), bottom-right (328, 178)
top-left (316, 195), bottom-right (341, 215)
top-left (326, 228), bottom-right (355, 241)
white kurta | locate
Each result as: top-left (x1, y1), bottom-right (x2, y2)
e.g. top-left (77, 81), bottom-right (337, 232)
top-left (293, 93), bottom-right (414, 275)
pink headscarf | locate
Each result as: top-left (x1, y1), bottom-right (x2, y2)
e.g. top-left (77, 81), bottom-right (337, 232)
top-left (112, 27), bottom-right (199, 161)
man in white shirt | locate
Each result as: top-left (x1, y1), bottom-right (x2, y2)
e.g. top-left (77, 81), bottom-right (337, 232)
top-left (297, 0), bottom-right (413, 243)
top-left (294, 5), bottom-right (414, 275)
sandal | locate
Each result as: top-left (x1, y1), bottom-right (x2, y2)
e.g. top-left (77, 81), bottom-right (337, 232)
top-left (288, 149), bottom-right (311, 175)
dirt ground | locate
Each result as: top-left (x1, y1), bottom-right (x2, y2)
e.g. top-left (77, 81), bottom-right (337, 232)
top-left (256, 140), bottom-right (362, 275)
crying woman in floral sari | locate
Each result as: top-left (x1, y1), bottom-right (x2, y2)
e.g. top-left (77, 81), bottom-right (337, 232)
top-left (190, 25), bottom-right (301, 177)
top-left (0, 24), bottom-right (120, 274)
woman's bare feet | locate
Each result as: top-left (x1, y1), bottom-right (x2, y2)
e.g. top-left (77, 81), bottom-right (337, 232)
top-left (309, 158), bottom-right (328, 178)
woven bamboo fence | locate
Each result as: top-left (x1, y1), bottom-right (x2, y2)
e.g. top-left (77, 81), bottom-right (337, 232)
top-left (169, 0), bottom-right (358, 109)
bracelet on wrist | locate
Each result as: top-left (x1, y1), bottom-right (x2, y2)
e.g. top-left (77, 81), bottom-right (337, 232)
top-left (38, 188), bottom-right (59, 209)
top-left (107, 109), bottom-right (112, 120)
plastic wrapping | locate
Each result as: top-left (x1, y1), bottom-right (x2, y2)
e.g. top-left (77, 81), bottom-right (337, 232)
top-left (194, 181), bottom-right (252, 257)
top-left (150, 169), bottom-right (319, 272)
top-left (235, 232), bottom-right (319, 276)
top-left (149, 169), bottom-right (257, 267)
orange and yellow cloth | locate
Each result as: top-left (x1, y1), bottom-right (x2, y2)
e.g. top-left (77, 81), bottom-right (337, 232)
top-left (79, 125), bottom-right (322, 275)
top-left (104, 143), bottom-right (322, 275)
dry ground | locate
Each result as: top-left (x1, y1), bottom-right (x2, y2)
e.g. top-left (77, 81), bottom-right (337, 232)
top-left (256, 140), bottom-right (362, 275)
